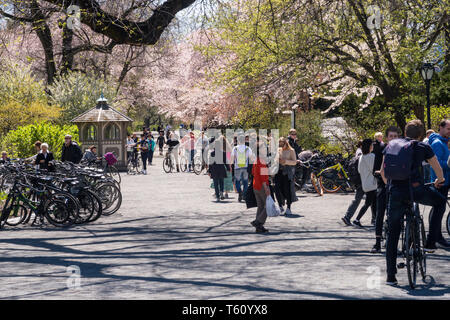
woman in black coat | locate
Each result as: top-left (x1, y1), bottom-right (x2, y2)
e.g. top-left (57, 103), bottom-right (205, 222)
top-left (35, 143), bottom-right (55, 172)
top-left (208, 137), bottom-right (230, 202)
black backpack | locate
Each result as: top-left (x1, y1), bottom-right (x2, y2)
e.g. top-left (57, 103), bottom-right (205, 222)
top-left (347, 155), bottom-right (361, 186)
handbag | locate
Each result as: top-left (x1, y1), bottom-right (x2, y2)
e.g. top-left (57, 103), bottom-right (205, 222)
top-left (245, 178), bottom-right (257, 209)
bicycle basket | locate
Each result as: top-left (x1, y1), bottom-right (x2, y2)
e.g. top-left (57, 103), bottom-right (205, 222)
top-left (104, 152), bottom-right (118, 166)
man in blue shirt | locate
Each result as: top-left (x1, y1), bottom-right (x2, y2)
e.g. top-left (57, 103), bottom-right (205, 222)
top-left (428, 119), bottom-right (450, 248)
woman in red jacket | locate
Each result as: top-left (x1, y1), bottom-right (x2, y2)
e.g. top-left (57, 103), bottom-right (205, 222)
top-left (251, 142), bottom-right (271, 233)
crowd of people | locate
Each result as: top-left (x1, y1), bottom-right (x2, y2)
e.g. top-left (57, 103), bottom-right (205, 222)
top-left (1, 119), bottom-right (449, 287)
top-left (339, 119), bottom-right (450, 286)
top-left (1, 135), bottom-right (84, 170)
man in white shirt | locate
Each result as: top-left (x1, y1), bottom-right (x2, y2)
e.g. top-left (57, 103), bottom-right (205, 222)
top-left (231, 134), bottom-right (253, 202)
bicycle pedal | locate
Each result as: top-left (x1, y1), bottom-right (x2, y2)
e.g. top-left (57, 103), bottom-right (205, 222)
top-left (397, 262), bottom-right (405, 269)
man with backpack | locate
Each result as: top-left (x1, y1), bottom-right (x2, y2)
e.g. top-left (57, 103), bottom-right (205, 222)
top-left (341, 141), bottom-right (363, 226)
top-left (231, 133), bottom-right (254, 202)
top-left (370, 126), bottom-right (400, 253)
top-left (381, 120), bottom-right (446, 286)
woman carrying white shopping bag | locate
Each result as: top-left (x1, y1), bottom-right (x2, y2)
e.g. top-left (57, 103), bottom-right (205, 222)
top-left (251, 141), bottom-right (272, 233)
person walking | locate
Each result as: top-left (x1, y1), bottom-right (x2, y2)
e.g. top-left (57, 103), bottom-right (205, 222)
top-left (208, 137), bottom-right (230, 202)
top-left (167, 133), bottom-right (180, 172)
top-left (287, 129), bottom-right (302, 159)
top-left (138, 135), bottom-right (150, 175)
top-left (274, 137), bottom-right (297, 216)
top-left (231, 133), bottom-right (253, 202)
top-left (157, 131), bottom-right (165, 156)
top-left (61, 135), bottom-right (83, 164)
top-left (427, 119), bottom-right (450, 248)
top-left (371, 126), bottom-right (400, 253)
top-left (35, 143), bottom-right (55, 172)
top-left (148, 135), bottom-right (156, 166)
top-left (126, 135), bottom-right (136, 162)
top-left (251, 142), bottom-right (271, 233)
top-left (352, 139), bottom-right (377, 227)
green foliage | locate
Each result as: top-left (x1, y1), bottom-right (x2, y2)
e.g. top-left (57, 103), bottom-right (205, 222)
top-left (231, 99), bottom-right (282, 129)
top-left (1, 122), bottom-right (79, 159)
top-left (278, 109), bottom-right (326, 151)
top-left (200, 0), bottom-right (449, 129)
top-left (48, 71), bottom-right (117, 123)
top-left (318, 143), bottom-right (349, 156)
top-left (337, 94), bottom-right (398, 139)
top-left (407, 105), bottom-right (450, 132)
top-left (0, 63), bottom-right (60, 134)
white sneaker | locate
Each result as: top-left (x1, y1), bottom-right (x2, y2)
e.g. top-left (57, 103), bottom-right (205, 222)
top-left (285, 208), bottom-right (292, 216)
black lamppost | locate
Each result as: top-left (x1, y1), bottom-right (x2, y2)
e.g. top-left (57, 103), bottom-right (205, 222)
top-left (291, 104), bottom-right (298, 129)
top-left (420, 63), bottom-right (435, 129)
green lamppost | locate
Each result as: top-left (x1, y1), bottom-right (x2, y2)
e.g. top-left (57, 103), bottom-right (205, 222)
top-left (420, 63), bottom-right (435, 129)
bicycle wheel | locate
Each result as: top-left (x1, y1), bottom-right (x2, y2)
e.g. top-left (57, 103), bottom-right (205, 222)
top-left (86, 189), bottom-right (103, 222)
top-left (107, 166), bottom-right (121, 184)
top-left (96, 183), bottom-right (122, 216)
top-left (74, 189), bottom-right (95, 224)
top-left (127, 159), bottom-right (134, 175)
top-left (193, 157), bottom-right (203, 175)
top-left (5, 204), bottom-right (28, 226)
top-left (163, 156), bottom-right (172, 173)
top-left (447, 211), bottom-right (450, 237)
top-left (310, 172), bottom-right (323, 196)
top-left (0, 173), bottom-right (15, 194)
top-left (45, 199), bottom-right (73, 227)
top-left (405, 219), bottom-right (418, 289)
top-left (319, 168), bottom-right (342, 193)
top-left (418, 217), bottom-right (427, 280)
top-left (53, 192), bottom-right (80, 224)
top-left (179, 156), bottom-right (188, 172)
top-left (134, 157), bottom-right (142, 174)
top-left (294, 166), bottom-right (308, 191)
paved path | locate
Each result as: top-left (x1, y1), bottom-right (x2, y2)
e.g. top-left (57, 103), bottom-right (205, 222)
top-left (1, 155), bottom-right (449, 299)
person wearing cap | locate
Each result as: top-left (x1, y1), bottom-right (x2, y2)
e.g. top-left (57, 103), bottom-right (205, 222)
top-left (35, 143), bottom-right (55, 171)
top-left (61, 135), bottom-right (83, 164)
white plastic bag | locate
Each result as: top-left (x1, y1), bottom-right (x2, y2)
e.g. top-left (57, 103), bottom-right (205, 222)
top-left (266, 195), bottom-right (280, 217)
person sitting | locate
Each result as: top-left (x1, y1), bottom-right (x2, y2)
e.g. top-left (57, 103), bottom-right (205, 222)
top-left (35, 143), bottom-right (55, 171)
top-left (0, 151), bottom-right (10, 164)
top-left (82, 146), bottom-right (101, 165)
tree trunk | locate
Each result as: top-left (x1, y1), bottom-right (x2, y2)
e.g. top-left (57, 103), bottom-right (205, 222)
top-left (31, 1), bottom-right (56, 85)
top-left (60, 19), bottom-right (74, 75)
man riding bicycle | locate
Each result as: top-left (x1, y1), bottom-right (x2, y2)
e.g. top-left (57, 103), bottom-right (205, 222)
top-left (380, 120), bottom-right (446, 286)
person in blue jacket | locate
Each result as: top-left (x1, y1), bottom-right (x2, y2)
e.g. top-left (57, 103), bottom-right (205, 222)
top-left (428, 119), bottom-right (450, 248)
top-left (148, 135), bottom-right (156, 166)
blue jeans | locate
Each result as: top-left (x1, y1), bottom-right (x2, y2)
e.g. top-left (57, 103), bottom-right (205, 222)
top-left (385, 184), bottom-right (446, 276)
top-left (234, 167), bottom-right (249, 195)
